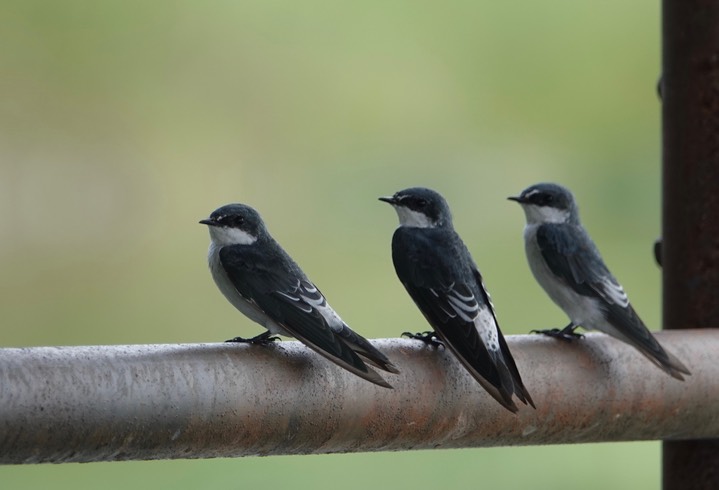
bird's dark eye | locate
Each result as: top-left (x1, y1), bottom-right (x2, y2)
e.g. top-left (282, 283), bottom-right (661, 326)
top-left (416, 198), bottom-right (428, 207)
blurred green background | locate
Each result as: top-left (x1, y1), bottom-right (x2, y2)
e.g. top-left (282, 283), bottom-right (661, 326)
top-left (1, 0), bottom-right (662, 488)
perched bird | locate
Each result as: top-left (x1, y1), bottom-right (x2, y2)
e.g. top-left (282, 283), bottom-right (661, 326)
top-left (200, 203), bottom-right (399, 388)
top-left (380, 187), bottom-right (534, 413)
top-left (509, 182), bottom-right (690, 380)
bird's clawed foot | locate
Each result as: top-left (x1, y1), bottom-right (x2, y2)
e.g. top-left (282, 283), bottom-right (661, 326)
top-left (225, 331), bottom-right (280, 345)
top-left (402, 330), bottom-right (444, 347)
top-left (531, 324), bottom-right (584, 342)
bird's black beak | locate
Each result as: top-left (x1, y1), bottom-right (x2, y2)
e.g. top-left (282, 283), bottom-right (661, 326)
top-left (507, 195), bottom-right (524, 203)
top-left (199, 218), bottom-right (217, 226)
top-left (378, 196), bottom-right (396, 205)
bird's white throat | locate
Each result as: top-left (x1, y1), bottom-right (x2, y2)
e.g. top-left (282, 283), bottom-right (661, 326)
top-left (393, 206), bottom-right (435, 228)
top-left (208, 226), bottom-right (258, 246)
top-left (520, 204), bottom-right (571, 225)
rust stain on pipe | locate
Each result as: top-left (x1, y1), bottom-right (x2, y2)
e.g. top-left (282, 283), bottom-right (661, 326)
top-left (0, 332), bottom-right (717, 464)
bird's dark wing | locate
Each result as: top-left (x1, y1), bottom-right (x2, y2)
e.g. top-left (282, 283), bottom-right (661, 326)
top-left (392, 229), bottom-right (530, 411)
top-left (219, 244), bottom-right (392, 387)
top-left (602, 297), bottom-right (690, 378)
top-left (270, 279), bottom-right (399, 376)
top-left (536, 224), bottom-right (690, 379)
top-left (471, 267), bottom-right (534, 408)
top-left (536, 224), bottom-right (628, 307)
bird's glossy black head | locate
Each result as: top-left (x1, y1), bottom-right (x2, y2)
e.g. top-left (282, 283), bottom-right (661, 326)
top-left (380, 187), bottom-right (452, 228)
top-left (200, 203), bottom-right (267, 245)
top-left (508, 183), bottom-right (578, 224)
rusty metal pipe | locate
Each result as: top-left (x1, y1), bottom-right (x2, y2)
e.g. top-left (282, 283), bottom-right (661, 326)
top-left (662, 0), bottom-right (719, 488)
top-left (0, 331), bottom-right (717, 464)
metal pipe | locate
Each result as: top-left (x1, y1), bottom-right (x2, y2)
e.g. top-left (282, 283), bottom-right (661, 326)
top-left (662, 0), bottom-right (719, 488)
top-left (0, 331), bottom-right (717, 464)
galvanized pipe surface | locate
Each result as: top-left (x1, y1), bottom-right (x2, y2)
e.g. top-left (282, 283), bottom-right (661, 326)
top-left (0, 331), bottom-right (717, 464)
top-left (662, 0), bottom-right (719, 488)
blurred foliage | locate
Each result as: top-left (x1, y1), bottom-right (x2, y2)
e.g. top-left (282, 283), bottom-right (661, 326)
top-left (0, 1), bottom-right (662, 489)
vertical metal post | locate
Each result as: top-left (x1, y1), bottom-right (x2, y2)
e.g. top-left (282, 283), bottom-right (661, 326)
top-left (662, 1), bottom-right (719, 488)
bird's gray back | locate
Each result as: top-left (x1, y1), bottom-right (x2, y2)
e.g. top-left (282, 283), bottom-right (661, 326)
top-left (391, 226), bottom-right (477, 291)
